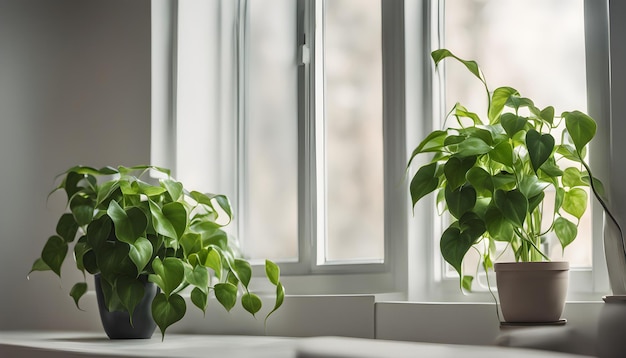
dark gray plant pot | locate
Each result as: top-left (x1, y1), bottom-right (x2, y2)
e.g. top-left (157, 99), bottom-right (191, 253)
top-left (94, 274), bottom-right (159, 339)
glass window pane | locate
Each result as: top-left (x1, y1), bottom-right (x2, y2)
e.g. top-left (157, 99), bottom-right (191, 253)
top-left (443, 0), bottom-right (591, 275)
top-left (324, 0), bottom-right (384, 262)
top-left (244, 0), bottom-right (299, 261)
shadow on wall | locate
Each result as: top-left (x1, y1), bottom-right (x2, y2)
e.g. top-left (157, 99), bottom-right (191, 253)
top-left (0, 0), bottom-right (151, 331)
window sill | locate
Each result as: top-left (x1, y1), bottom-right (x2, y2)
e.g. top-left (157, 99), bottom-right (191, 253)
top-left (0, 331), bottom-right (592, 358)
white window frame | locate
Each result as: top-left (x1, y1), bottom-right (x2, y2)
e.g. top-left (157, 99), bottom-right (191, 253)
top-left (152, 0), bottom-right (614, 300)
top-left (152, 0), bottom-right (409, 296)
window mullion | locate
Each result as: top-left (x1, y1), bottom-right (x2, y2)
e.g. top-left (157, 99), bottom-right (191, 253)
top-left (297, 0), bottom-right (315, 272)
top-left (236, 0), bottom-right (248, 254)
top-left (313, 0), bottom-right (327, 267)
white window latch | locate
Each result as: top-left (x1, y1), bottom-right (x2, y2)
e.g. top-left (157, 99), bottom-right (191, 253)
top-left (299, 44), bottom-right (310, 65)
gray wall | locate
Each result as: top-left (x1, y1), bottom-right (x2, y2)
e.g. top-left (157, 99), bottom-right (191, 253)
top-left (0, 0), bottom-right (151, 330)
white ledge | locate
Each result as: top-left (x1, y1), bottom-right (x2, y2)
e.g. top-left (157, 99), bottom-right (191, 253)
top-left (0, 331), bottom-right (593, 358)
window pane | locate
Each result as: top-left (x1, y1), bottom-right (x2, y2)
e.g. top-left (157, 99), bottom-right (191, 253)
top-left (443, 0), bottom-right (591, 275)
top-left (244, 0), bottom-right (299, 261)
top-left (324, 0), bottom-right (384, 262)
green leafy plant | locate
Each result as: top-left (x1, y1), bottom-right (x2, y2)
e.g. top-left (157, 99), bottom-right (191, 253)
top-left (30, 165), bottom-right (284, 339)
top-left (408, 49), bottom-right (614, 291)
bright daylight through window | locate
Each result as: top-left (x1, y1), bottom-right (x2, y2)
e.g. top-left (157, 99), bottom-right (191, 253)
top-left (245, 0), bottom-right (384, 265)
top-left (440, 0), bottom-right (592, 286)
top-left (323, 0), bottom-right (384, 263)
top-left (160, 0), bottom-right (598, 297)
top-left (170, 0), bottom-right (386, 271)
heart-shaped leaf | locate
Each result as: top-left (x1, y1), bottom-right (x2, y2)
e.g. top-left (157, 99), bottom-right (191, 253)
top-left (129, 237), bottom-right (153, 273)
top-left (445, 185), bottom-right (476, 219)
top-left (74, 236), bottom-right (90, 274)
top-left (162, 202), bottom-right (187, 239)
top-left (265, 260), bottom-right (280, 286)
top-left (554, 216), bottom-right (578, 250)
top-left (505, 96), bottom-right (534, 110)
top-left (526, 129), bottom-right (555, 173)
top-left (191, 287), bottom-right (208, 314)
top-left (28, 258), bottom-right (51, 276)
top-left (69, 282), bottom-right (88, 310)
top-left (444, 156), bottom-right (476, 190)
top-left (149, 257), bottom-right (184, 297)
top-left (70, 195), bottom-right (95, 227)
top-left (60, 171), bottom-right (84, 201)
top-left (107, 201), bottom-right (144, 244)
top-left (408, 130), bottom-right (447, 166)
top-left (489, 87), bottom-right (519, 123)
top-left (41, 235), bottom-right (68, 277)
top-left (205, 248), bottom-right (223, 280)
top-left (180, 232), bottom-right (202, 258)
top-left (242, 293), bottom-right (262, 316)
top-left (519, 176), bottom-right (550, 199)
top-left (232, 259), bottom-right (252, 289)
top-left (489, 141), bottom-right (513, 167)
top-left (540, 106), bottom-right (555, 125)
top-left (494, 189), bottom-right (528, 228)
top-left (410, 162), bottom-right (440, 207)
top-left (562, 167), bottom-right (588, 188)
top-left (189, 191), bottom-right (214, 207)
top-left (152, 292), bottom-right (186, 341)
top-left (453, 103), bottom-right (482, 125)
top-left (96, 181), bottom-right (120, 207)
top-left (501, 113), bottom-right (527, 138)
top-left (484, 205), bottom-right (514, 242)
top-left (456, 137), bottom-right (492, 157)
top-left (161, 179), bottom-right (183, 201)
top-left (462, 127), bottom-right (493, 145)
top-left (136, 181), bottom-right (167, 196)
top-left (86, 215), bottom-right (112, 250)
top-left (214, 282), bottom-right (238, 312)
top-left (210, 194), bottom-right (233, 223)
top-left (56, 213), bottom-right (79, 243)
top-left (564, 110), bottom-right (596, 156)
top-left (185, 264), bottom-right (209, 293)
top-left (432, 49), bottom-right (484, 84)
top-left (440, 226), bottom-right (473, 277)
top-left (466, 167), bottom-right (493, 195)
top-left (148, 200), bottom-right (178, 240)
top-left (562, 188), bottom-right (588, 219)
top-left (458, 212), bottom-right (486, 241)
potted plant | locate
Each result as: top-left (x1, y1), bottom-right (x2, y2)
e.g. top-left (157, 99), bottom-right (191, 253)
top-left (29, 165), bottom-right (284, 339)
top-left (408, 49), bottom-right (612, 323)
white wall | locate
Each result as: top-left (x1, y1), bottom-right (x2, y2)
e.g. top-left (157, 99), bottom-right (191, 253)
top-left (0, 0), bottom-right (151, 330)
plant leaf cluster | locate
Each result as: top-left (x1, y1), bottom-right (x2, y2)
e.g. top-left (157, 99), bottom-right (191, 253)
top-left (30, 165), bottom-right (284, 339)
top-left (409, 49), bottom-right (601, 291)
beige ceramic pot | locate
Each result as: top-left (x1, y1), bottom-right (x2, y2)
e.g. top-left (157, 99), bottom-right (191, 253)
top-left (494, 261), bottom-right (569, 323)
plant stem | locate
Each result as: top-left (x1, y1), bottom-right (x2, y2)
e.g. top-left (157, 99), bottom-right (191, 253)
top-left (581, 160), bottom-right (626, 261)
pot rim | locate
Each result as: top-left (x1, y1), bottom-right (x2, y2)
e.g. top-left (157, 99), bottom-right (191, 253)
top-left (494, 261), bottom-right (569, 272)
